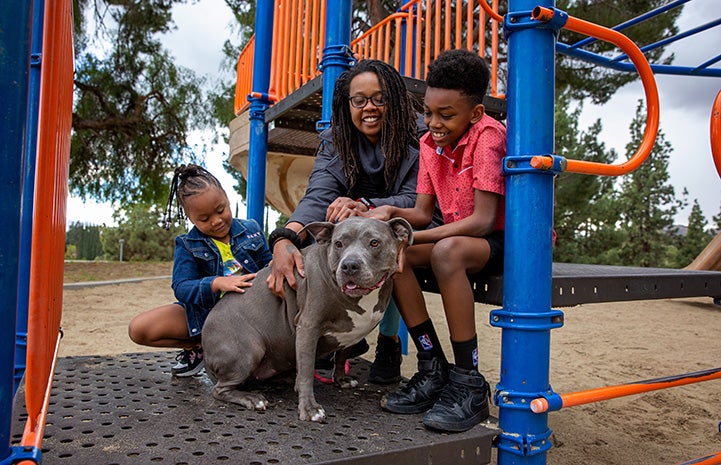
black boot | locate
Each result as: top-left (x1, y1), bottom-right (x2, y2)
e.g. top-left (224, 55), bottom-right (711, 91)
top-left (368, 335), bottom-right (402, 385)
top-left (422, 365), bottom-right (490, 432)
top-left (380, 352), bottom-right (449, 414)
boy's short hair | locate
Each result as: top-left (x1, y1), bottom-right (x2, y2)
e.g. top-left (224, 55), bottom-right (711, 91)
top-left (426, 49), bottom-right (490, 105)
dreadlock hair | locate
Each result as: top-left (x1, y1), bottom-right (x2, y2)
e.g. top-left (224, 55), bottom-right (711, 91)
top-left (426, 49), bottom-right (490, 106)
top-left (330, 59), bottom-right (419, 195)
top-left (163, 164), bottom-right (224, 229)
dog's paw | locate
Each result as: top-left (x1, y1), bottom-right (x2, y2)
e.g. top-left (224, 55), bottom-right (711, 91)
top-left (299, 401), bottom-right (326, 422)
top-left (335, 375), bottom-right (359, 389)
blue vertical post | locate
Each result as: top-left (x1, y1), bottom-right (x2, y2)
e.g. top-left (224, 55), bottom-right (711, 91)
top-left (490, 0), bottom-right (562, 464)
top-left (316, 0), bottom-right (353, 130)
top-left (0, 0), bottom-right (34, 461)
top-left (246, 0), bottom-right (275, 227)
top-left (15, 0), bottom-right (45, 397)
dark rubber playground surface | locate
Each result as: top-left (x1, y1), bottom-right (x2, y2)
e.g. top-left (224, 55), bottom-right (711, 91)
top-left (12, 352), bottom-right (497, 465)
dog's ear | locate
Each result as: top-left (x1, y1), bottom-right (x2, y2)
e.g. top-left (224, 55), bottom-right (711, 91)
top-left (300, 221), bottom-right (335, 244)
top-left (387, 218), bottom-right (413, 246)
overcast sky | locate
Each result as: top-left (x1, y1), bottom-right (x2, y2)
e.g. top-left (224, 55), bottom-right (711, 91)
top-left (66, 0), bottom-right (721, 227)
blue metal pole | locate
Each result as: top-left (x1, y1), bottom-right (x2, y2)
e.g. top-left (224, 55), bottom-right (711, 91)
top-left (245, 0), bottom-right (275, 227)
top-left (316, 0), bottom-right (353, 130)
top-left (0, 0), bottom-right (34, 460)
top-left (490, 1), bottom-right (562, 464)
top-left (15, 0), bottom-right (45, 398)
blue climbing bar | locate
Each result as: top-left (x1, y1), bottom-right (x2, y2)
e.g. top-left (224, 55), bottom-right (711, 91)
top-left (316, 0), bottom-right (353, 130)
top-left (0, 1), bottom-right (34, 462)
top-left (490, 0), bottom-right (564, 464)
top-left (245, 0), bottom-right (275, 227)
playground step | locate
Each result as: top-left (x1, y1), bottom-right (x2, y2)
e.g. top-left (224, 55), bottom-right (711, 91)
top-left (12, 352), bottom-right (498, 465)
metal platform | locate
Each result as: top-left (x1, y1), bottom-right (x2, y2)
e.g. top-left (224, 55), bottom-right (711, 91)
top-left (12, 352), bottom-right (497, 465)
top-left (416, 263), bottom-right (721, 307)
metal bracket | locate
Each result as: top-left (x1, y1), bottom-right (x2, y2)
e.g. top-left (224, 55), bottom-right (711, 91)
top-left (247, 93), bottom-right (271, 121)
top-left (495, 425), bottom-right (554, 457)
top-left (490, 308), bottom-right (564, 331)
top-left (30, 53), bottom-right (42, 67)
top-left (0, 446), bottom-right (42, 465)
top-left (503, 154), bottom-right (566, 175)
top-left (317, 44), bottom-right (356, 72)
top-left (503, 7), bottom-right (568, 39)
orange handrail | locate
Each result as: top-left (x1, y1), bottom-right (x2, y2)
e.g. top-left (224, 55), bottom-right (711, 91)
top-left (20, 0), bottom-right (73, 460)
top-left (234, 0), bottom-right (503, 115)
top-left (530, 6), bottom-right (660, 176)
top-left (529, 366), bottom-right (721, 414)
top-left (711, 89), bottom-right (721, 178)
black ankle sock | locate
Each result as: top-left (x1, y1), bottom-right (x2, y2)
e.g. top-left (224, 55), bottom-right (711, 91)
top-left (408, 319), bottom-right (445, 360)
top-left (451, 335), bottom-right (478, 371)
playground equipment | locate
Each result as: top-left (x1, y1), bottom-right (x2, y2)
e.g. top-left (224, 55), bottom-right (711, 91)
top-left (2, 1), bottom-right (721, 464)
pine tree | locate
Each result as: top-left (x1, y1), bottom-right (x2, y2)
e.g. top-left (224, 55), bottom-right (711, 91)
top-left (712, 200), bottom-right (721, 233)
top-left (553, 93), bottom-right (622, 264)
top-left (616, 101), bottom-right (681, 267)
top-left (675, 199), bottom-right (712, 267)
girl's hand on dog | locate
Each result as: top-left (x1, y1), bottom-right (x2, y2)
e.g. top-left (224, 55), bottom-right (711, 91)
top-left (212, 273), bottom-right (257, 294)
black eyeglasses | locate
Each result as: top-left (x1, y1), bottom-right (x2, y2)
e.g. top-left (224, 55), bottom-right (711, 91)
top-left (348, 94), bottom-right (386, 109)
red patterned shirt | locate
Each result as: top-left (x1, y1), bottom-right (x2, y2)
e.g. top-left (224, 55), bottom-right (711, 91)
top-left (417, 113), bottom-right (506, 230)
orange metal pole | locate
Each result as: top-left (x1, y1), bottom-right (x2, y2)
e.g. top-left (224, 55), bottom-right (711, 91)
top-left (444, 0), bottom-right (451, 50)
top-left (491, 0), bottom-right (498, 95)
top-left (301, 0), bottom-right (311, 82)
top-left (711, 89), bottom-right (721, 178)
top-left (434, 0), bottom-right (441, 58)
top-left (530, 6), bottom-right (659, 177)
top-left (466, 0), bottom-right (473, 51)
top-left (309, 0), bottom-right (320, 75)
top-left (479, 0), bottom-right (503, 22)
top-left (530, 367), bottom-right (721, 413)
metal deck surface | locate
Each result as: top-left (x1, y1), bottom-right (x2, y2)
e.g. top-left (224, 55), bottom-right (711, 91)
top-left (12, 352), bottom-right (497, 465)
top-left (416, 263), bottom-right (721, 307)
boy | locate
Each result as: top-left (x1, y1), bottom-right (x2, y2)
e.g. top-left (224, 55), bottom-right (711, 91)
top-left (368, 49), bottom-right (506, 432)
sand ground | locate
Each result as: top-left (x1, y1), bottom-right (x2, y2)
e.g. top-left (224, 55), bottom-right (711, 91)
top-left (60, 277), bottom-right (721, 464)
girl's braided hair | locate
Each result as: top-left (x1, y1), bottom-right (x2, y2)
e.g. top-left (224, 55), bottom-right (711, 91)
top-left (163, 164), bottom-right (223, 229)
top-left (331, 59), bottom-right (419, 195)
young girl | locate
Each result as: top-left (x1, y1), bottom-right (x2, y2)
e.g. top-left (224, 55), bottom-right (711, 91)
top-left (128, 164), bottom-right (272, 377)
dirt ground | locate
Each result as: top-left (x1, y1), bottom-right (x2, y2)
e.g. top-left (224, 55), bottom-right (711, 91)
top-left (60, 261), bottom-right (721, 465)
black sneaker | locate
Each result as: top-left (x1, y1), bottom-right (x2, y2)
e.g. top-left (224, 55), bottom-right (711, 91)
top-left (368, 335), bottom-right (402, 385)
top-left (349, 338), bottom-right (370, 358)
top-left (171, 346), bottom-right (204, 377)
top-left (422, 366), bottom-right (491, 432)
top-left (380, 352), bottom-right (449, 414)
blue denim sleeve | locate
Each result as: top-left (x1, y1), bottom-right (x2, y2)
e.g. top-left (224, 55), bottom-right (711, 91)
top-left (171, 236), bottom-right (218, 310)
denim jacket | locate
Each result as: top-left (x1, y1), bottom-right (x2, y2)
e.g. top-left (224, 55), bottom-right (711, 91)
top-left (171, 218), bottom-right (272, 336)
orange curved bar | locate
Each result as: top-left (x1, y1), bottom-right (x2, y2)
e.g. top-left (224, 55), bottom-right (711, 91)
top-left (531, 7), bottom-right (660, 177)
top-left (712, 89), bottom-right (721, 178)
top-left (479, 0), bottom-right (502, 22)
top-left (530, 367), bottom-right (721, 414)
top-left (674, 451), bottom-right (721, 465)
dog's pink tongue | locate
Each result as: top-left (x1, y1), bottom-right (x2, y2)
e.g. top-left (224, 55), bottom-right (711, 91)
top-left (345, 283), bottom-right (358, 290)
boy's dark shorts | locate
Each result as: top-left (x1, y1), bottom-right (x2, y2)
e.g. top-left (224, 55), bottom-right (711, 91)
top-left (482, 230), bottom-right (504, 275)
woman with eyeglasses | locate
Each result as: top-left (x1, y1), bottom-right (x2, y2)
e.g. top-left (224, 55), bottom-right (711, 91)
top-left (266, 59), bottom-right (434, 386)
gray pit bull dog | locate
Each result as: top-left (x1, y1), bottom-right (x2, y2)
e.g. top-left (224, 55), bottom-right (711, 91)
top-left (203, 217), bottom-right (413, 422)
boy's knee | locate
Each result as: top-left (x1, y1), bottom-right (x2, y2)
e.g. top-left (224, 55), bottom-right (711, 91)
top-left (429, 238), bottom-right (463, 271)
